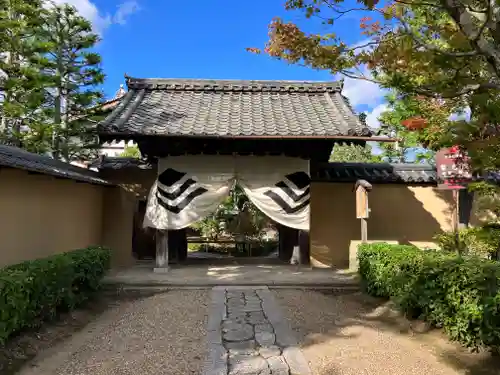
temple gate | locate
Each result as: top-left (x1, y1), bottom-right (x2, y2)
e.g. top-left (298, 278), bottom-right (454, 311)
top-left (98, 77), bottom-right (380, 271)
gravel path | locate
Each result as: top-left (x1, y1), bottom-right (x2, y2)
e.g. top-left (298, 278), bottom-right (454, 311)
top-left (17, 290), bottom-right (209, 375)
top-left (13, 288), bottom-right (497, 375)
top-left (273, 289), bottom-right (481, 375)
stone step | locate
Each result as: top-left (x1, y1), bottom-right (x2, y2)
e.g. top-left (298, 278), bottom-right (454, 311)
top-left (102, 283), bottom-right (361, 294)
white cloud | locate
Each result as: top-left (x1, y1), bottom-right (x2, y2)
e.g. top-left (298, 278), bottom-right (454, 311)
top-left (365, 103), bottom-right (389, 129)
top-left (113, 1), bottom-right (140, 25)
top-left (341, 67), bottom-right (387, 108)
top-left (338, 39), bottom-right (386, 108)
top-left (48, 0), bottom-right (139, 33)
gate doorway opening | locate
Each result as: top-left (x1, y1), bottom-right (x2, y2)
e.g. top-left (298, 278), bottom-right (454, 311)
top-left (132, 183), bottom-right (309, 265)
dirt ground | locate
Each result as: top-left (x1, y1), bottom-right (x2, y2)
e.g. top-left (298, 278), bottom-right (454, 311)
top-left (273, 289), bottom-right (500, 375)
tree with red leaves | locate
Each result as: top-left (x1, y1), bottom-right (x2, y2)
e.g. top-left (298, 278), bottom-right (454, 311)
top-left (250, 0), bottom-right (500, 171)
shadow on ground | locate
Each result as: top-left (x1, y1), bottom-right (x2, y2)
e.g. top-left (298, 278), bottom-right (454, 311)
top-left (273, 289), bottom-right (500, 375)
top-left (0, 290), bottom-right (165, 375)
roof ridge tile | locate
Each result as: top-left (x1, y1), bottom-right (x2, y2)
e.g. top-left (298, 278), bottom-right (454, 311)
top-left (126, 77), bottom-right (343, 93)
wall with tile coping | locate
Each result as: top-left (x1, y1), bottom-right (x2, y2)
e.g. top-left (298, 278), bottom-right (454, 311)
top-left (309, 183), bottom-right (458, 269)
top-left (0, 168), bottom-right (135, 268)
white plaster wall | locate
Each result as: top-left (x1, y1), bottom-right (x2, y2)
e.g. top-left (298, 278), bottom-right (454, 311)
top-left (100, 140), bottom-right (137, 157)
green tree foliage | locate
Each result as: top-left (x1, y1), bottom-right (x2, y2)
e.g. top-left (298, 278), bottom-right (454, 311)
top-left (0, 0), bottom-right (50, 150)
top-left (119, 144), bottom-right (141, 158)
top-left (377, 93), bottom-right (435, 163)
top-left (192, 185), bottom-right (270, 240)
top-left (0, 1), bottom-right (105, 160)
top-left (251, 0), bottom-right (500, 170)
top-left (40, 3), bottom-right (105, 161)
top-left (468, 181), bottom-right (500, 223)
top-left (329, 142), bottom-right (381, 163)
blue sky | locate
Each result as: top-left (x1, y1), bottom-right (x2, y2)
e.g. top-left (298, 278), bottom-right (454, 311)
top-left (58, 0), bottom-right (388, 128)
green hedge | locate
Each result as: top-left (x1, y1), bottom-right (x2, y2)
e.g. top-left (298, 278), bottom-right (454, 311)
top-left (434, 225), bottom-right (500, 259)
top-left (0, 246), bottom-right (111, 344)
top-left (358, 243), bottom-right (500, 352)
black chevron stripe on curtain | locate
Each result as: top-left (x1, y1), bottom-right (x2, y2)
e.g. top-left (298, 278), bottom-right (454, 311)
top-left (156, 168), bottom-right (208, 214)
top-left (264, 171), bottom-right (311, 214)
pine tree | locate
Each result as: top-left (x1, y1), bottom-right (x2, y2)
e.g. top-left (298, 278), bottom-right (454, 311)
top-left (40, 3), bottom-right (105, 161)
top-left (0, 0), bottom-right (51, 151)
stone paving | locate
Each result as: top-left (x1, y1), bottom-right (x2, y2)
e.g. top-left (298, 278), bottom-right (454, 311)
top-left (204, 286), bottom-right (312, 375)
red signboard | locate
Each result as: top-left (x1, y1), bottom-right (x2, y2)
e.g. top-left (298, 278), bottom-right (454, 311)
top-left (435, 146), bottom-right (472, 190)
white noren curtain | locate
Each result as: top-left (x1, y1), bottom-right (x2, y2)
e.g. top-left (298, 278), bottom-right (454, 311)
top-left (143, 155), bottom-right (310, 231)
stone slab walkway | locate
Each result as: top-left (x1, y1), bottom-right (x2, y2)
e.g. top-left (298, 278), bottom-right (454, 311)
top-left (204, 286), bottom-right (312, 375)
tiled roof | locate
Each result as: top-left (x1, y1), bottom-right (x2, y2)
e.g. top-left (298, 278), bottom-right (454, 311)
top-left (89, 156), bottom-right (153, 170)
top-left (0, 144), bottom-right (111, 185)
top-left (313, 163), bottom-right (438, 184)
top-left (98, 85), bottom-right (127, 112)
top-left (98, 77), bottom-right (371, 138)
top-left (313, 162), bottom-right (500, 185)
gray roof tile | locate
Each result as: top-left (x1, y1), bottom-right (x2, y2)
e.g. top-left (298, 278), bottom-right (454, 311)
top-left (89, 156), bottom-right (153, 170)
top-left (0, 144), bottom-right (111, 185)
top-left (313, 163), bottom-right (438, 184)
top-left (98, 78), bottom-right (371, 138)
top-left (313, 162), bottom-right (500, 185)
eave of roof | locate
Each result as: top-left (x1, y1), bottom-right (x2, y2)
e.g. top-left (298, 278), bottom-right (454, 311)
top-left (0, 145), bottom-right (112, 186)
top-left (98, 77), bottom-right (372, 140)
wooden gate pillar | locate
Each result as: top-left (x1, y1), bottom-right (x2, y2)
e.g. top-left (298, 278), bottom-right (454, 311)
top-left (154, 230), bottom-right (169, 273)
top-left (173, 229), bottom-right (188, 262)
top-left (298, 230), bottom-right (310, 265)
top-left (278, 224), bottom-right (297, 262)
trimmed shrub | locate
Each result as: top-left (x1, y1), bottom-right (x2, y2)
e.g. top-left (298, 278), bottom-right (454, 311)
top-left (434, 225), bottom-right (500, 259)
top-left (358, 242), bottom-right (500, 352)
top-left (0, 246), bottom-right (111, 344)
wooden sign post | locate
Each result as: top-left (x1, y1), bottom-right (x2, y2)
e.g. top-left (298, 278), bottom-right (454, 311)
top-left (436, 146), bottom-right (471, 254)
top-left (355, 180), bottom-right (373, 243)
